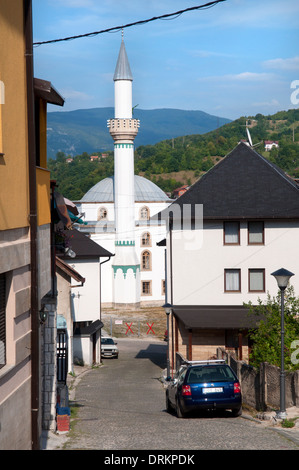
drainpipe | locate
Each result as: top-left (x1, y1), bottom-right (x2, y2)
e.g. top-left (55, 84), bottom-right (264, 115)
top-left (169, 216), bottom-right (174, 374)
top-left (24, 0), bottom-right (40, 450)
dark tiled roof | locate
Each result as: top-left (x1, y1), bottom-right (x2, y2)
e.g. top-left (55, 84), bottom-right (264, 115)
top-left (60, 229), bottom-right (114, 259)
top-left (172, 305), bottom-right (262, 329)
top-left (165, 142), bottom-right (299, 220)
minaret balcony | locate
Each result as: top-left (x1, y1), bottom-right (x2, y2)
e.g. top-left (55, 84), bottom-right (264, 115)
top-left (107, 118), bottom-right (140, 141)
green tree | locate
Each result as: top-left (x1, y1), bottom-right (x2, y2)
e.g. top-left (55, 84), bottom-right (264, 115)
top-left (245, 287), bottom-right (299, 371)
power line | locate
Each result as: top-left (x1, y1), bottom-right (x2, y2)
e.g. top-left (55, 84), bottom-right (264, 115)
top-left (33, 1), bottom-right (227, 47)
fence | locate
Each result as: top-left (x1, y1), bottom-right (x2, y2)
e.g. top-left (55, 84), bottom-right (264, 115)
top-left (218, 348), bottom-right (299, 411)
top-left (175, 349), bottom-right (299, 411)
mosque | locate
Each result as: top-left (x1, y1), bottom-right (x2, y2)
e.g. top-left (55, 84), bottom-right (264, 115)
top-left (75, 37), bottom-right (172, 309)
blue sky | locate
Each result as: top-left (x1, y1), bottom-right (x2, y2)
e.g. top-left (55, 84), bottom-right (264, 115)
top-left (32, 0), bottom-right (299, 120)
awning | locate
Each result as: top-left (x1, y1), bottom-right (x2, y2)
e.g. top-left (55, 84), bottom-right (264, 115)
top-left (74, 320), bottom-right (103, 337)
top-left (64, 197), bottom-right (79, 216)
top-left (172, 305), bottom-right (261, 330)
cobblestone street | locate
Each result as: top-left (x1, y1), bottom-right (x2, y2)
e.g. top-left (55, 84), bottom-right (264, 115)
top-left (43, 338), bottom-right (299, 452)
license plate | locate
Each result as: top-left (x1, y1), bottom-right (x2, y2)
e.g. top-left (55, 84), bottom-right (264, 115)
top-left (202, 387), bottom-right (223, 394)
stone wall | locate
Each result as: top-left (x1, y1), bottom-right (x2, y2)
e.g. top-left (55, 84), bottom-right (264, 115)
top-left (217, 348), bottom-right (299, 411)
top-left (41, 296), bottom-right (57, 431)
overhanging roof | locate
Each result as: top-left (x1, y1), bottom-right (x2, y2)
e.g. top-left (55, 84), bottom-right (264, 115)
top-left (172, 305), bottom-right (262, 329)
top-left (34, 78), bottom-right (65, 106)
top-left (55, 256), bottom-right (85, 285)
top-left (60, 228), bottom-right (114, 260)
top-left (74, 319), bottom-right (103, 337)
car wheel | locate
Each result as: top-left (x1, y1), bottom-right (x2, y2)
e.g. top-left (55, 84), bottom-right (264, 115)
top-left (166, 393), bottom-right (172, 413)
top-left (176, 398), bottom-right (186, 418)
top-left (231, 406), bottom-right (242, 417)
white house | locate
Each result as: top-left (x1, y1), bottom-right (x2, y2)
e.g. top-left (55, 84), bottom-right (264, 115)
top-left (58, 229), bottom-right (113, 365)
top-left (159, 141), bottom-right (299, 366)
top-left (264, 140), bottom-right (279, 151)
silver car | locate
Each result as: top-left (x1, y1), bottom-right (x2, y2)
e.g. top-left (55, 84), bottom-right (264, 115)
top-left (101, 336), bottom-right (119, 358)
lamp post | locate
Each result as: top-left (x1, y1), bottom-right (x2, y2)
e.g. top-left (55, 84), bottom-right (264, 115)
top-left (163, 303), bottom-right (172, 381)
top-left (271, 268), bottom-right (294, 419)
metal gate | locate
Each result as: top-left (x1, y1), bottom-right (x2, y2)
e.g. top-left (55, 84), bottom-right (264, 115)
top-left (57, 329), bottom-right (68, 383)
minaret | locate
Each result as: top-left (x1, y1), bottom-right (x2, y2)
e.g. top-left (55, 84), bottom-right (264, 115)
top-left (108, 35), bottom-right (140, 308)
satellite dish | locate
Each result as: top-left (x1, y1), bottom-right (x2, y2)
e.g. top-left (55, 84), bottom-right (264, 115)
top-left (244, 121), bottom-right (263, 149)
top-left (246, 127), bottom-right (253, 147)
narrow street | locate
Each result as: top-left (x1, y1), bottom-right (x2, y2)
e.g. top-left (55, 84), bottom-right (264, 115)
top-left (63, 338), bottom-right (299, 451)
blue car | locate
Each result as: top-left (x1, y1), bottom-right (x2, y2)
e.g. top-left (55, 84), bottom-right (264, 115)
top-left (166, 360), bottom-right (242, 418)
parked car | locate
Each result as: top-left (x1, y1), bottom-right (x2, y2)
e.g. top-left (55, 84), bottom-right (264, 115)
top-left (166, 360), bottom-right (242, 418)
top-left (101, 336), bottom-right (119, 359)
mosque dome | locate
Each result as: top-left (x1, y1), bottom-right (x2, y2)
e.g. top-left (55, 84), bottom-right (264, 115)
top-left (80, 175), bottom-right (171, 203)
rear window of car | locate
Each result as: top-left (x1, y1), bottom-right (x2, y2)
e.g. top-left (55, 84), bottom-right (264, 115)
top-left (186, 365), bottom-right (235, 384)
top-left (102, 338), bottom-right (114, 344)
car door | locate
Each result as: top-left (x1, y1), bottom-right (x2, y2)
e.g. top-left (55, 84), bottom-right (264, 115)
top-left (168, 366), bottom-right (186, 405)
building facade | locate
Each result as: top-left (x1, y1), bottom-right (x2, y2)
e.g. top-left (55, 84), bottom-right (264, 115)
top-left (0, 0), bottom-right (64, 449)
top-left (161, 142), bottom-right (299, 368)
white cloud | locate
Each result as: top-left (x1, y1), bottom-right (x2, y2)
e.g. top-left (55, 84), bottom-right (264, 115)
top-left (226, 72), bottom-right (273, 81)
top-left (252, 99), bottom-right (280, 107)
top-left (190, 50), bottom-right (236, 59)
top-left (263, 56), bottom-right (299, 70)
top-left (60, 89), bottom-right (93, 101)
top-left (198, 71), bottom-right (274, 82)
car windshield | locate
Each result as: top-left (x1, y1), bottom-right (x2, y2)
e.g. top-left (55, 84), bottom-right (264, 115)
top-left (102, 338), bottom-right (114, 345)
top-left (186, 365), bottom-right (235, 384)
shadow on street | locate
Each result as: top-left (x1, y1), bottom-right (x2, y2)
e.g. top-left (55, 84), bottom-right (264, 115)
top-left (135, 342), bottom-right (167, 368)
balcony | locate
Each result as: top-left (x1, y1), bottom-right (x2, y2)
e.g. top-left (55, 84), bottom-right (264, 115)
top-left (107, 118), bottom-right (140, 142)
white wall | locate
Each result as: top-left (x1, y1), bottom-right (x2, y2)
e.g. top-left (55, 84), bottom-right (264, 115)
top-left (69, 259), bottom-right (101, 322)
top-left (169, 220), bottom-right (299, 306)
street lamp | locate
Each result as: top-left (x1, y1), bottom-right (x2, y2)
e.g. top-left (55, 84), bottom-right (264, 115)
top-left (271, 268), bottom-right (294, 419)
top-left (163, 303), bottom-right (172, 381)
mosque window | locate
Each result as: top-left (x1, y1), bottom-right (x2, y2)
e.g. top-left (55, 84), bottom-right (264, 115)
top-left (140, 206), bottom-right (150, 220)
top-left (141, 281), bottom-right (152, 296)
top-left (97, 207), bottom-right (108, 220)
top-left (141, 232), bottom-right (151, 247)
top-left (141, 250), bottom-right (151, 271)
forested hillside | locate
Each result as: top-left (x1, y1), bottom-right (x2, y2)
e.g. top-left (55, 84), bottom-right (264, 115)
top-left (48, 109), bottom-right (299, 201)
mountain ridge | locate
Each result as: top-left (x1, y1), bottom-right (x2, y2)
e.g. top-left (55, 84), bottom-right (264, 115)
top-left (47, 107), bottom-right (231, 158)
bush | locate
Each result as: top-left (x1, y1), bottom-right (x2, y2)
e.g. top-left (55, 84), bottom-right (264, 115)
top-left (245, 287), bottom-right (299, 371)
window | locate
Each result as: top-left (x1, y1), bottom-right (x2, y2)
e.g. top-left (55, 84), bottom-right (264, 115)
top-left (141, 281), bottom-right (152, 296)
top-left (141, 250), bottom-right (151, 271)
top-left (97, 207), bottom-right (108, 220)
top-left (224, 222), bottom-right (240, 245)
top-left (162, 280), bottom-right (165, 296)
top-left (141, 232), bottom-right (151, 246)
top-left (0, 273), bottom-right (6, 369)
top-left (248, 221), bottom-right (264, 245)
top-left (249, 269), bottom-right (265, 292)
top-left (140, 206), bottom-right (150, 220)
top-left (224, 269), bottom-right (241, 292)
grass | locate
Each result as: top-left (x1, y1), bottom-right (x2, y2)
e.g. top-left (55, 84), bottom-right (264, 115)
top-left (281, 418), bottom-right (298, 428)
top-left (101, 306), bottom-right (167, 340)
